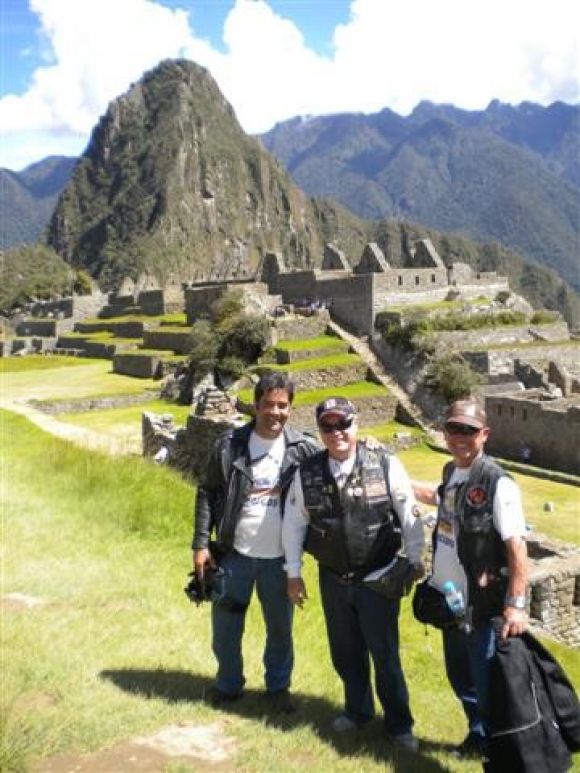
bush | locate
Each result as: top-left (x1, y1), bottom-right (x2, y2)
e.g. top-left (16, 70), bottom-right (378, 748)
top-left (186, 293), bottom-right (271, 386)
top-left (220, 314), bottom-right (270, 363)
top-left (531, 309), bottom-right (560, 325)
top-left (424, 354), bottom-right (482, 402)
top-left (188, 319), bottom-right (219, 378)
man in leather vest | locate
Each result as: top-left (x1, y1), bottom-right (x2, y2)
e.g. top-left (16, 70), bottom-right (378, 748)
top-left (413, 397), bottom-right (528, 760)
top-left (282, 397), bottom-right (424, 752)
top-left (193, 371), bottom-right (319, 711)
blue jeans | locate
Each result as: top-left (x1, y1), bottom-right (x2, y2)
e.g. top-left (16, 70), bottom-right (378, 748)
top-left (212, 551), bottom-right (293, 696)
top-left (319, 566), bottom-right (413, 735)
top-left (442, 623), bottom-right (496, 738)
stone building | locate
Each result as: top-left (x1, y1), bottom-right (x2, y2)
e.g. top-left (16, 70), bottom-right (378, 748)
top-left (485, 390), bottom-right (580, 475)
top-left (259, 240), bottom-right (508, 336)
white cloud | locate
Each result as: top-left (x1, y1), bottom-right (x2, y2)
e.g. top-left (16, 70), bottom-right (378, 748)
top-left (1, 0), bottom-right (578, 170)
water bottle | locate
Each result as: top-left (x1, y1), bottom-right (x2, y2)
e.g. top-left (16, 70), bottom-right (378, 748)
top-left (442, 580), bottom-right (465, 617)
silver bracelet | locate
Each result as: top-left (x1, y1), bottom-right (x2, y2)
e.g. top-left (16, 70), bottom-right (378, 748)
top-left (505, 595), bottom-right (526, 609)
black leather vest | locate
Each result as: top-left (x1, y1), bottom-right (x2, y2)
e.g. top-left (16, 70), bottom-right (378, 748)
top-left (435, 454), bottom-right (510, 624)
top-left (300, 444), bottom-right (402, 575)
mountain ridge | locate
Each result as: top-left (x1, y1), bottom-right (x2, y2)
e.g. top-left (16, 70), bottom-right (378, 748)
top-left (260, 100), bottom-right (580, 290)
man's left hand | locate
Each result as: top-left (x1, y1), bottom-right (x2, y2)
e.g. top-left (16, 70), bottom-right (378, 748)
top-left (501, 606), bottom-right (527, 640)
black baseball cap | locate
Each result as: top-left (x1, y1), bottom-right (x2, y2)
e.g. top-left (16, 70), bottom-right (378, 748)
top-left (316, 397), bottom-right (356, 424)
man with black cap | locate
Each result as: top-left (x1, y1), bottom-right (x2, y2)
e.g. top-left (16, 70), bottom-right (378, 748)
top-left (282, 396), bottom-right (424, 752)
top-left (413, 397), bottom-right (528, 760)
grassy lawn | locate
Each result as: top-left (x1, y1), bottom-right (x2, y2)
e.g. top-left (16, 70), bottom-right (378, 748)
top-left (58, 399), bottom-right (192, 438)
top-left (1, 359), bottom-right (159, 403)
top-left (360, 421), bottom-right (425, 443)
top-left (0, 355), bottom-right (106, 374)
top-left (256, 352), bottom-right (363, 372)
top-left (2, 411), bottom-right (579, 773)
top-left (237, 381), bottom-right (389, 407)
top-left (81, 312), bottom-right (188, 326)
top-left (275, 336), bottom-right (349, 352)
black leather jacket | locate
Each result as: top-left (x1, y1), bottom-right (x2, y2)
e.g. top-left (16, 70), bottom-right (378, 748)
top-left (192, 422), bottom-right (319, 553)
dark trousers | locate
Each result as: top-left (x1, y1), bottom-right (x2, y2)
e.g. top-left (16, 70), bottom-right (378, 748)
top-left (212, 551), bottom-right (293, 695)
top-left (442, 622), bottom-right (496, 738)
top-left (318, 565), bottom-right (413, 735)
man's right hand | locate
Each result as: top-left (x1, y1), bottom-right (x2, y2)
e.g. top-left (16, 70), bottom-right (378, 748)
top-left (287, 577), bottom-right (308, 608)
top-left (193, 548), bottom-right (216, 579)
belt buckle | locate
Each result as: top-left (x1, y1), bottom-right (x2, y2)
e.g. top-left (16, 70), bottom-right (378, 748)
top-left (340, 571), bottom-right (356, 584)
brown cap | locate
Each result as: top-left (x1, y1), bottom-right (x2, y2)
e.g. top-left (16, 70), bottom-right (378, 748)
top-left (443, 398), bottom-right (487, 429)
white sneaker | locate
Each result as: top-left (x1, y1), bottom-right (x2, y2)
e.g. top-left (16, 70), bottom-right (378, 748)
top-left (332, 714), bottom-right (359, 732)
top-left (393, 732), bottom-right (419, 752)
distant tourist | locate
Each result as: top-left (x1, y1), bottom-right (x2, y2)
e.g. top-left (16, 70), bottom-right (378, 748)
top-left (412, 397), bottom-right (528, 761)
top-left (192, 371), bottom-right (318, 713)
top-left (283, 397), bottom-right (424, 752)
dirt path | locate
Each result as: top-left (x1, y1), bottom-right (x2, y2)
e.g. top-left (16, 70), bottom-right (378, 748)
top-left (1, 398), bottom-right (141, 455)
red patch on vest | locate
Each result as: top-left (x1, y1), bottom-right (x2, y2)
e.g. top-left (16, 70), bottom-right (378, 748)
top-left (466, 485), bottom-right (487, 506)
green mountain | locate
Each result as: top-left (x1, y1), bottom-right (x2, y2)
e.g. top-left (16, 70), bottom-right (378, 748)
top-left (39, 59), bottom-right (579, 327)
top-left (261, 102), bottom-right (580, 291)
top-left (0, 156), bottom-right (76, 249)
top-left (46, 59), bottom-right (341, 287)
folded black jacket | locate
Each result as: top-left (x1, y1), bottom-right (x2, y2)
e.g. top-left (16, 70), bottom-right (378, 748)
top-left (487, 623), bottom-right (580, 772)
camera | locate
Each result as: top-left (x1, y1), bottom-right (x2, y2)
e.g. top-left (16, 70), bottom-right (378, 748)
top-left (184, 566), bottom-right (225, 606)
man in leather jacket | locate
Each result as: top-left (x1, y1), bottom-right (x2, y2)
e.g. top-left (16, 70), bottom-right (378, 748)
top-left (282, 397), bottom-right (424, 752)
top-left (193, 371), bottom-right (318, 711)
top-left (413, 397), bottom-right (528, 760)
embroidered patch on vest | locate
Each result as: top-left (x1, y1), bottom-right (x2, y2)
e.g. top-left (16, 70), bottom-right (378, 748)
top-left (466, 485), bottom-right (488, 507)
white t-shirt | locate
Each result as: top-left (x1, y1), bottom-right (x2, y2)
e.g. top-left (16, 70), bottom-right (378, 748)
top-left (233, 431), bottom-right (286, 558)
top-left (430, 461), bottom-right (526, 602)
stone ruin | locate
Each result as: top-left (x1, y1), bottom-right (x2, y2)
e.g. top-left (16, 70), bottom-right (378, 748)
top-left (526, 533), bottom-right (580, 648)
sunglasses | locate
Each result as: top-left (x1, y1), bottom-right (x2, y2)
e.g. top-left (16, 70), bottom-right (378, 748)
top-left (319, 417), bottom-right (354, 433)
top-left (444, 423), bottom-right (481, 436)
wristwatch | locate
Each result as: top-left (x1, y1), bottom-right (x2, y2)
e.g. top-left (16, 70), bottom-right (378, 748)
top-left (505, 595), bottom-right (526, 610)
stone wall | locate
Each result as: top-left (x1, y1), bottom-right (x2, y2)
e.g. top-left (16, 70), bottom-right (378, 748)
top-left (370, 335), bottom-right (446, 421)
top-left (34, 392), bottom-right (156, 415)
top-left (288, 395), bottom-right (398, 433)
top-left (113, 352), bottom-right (164, 378)
top-left (275, 342), bottom-right (349, 364)
top-left (373, 267), bottom-right (449, 296)
top-left (137, 290), bottom-right (165, 316)
top-left (485, 392), bottom-right (580, 475)
top-left (255, 360), bottom-right (368, 391)
top-left (16, 318), bottom-right (71, 337)
top-left (526, 534), bottom-right (580, 648)
top-left (271, 271), bottom-right (375, 335)
top-left (143, 328), bottom-right (192, 354)
top-left (270, 312), bottom-right (330, 342)
top-left (184, 281), bottom-right (274, 324)
top-left (463, 342), bottom-right (579, 377)
top-left (424, 321), bottom-right (569, 352)
top-left (142, 411), bottom-right (238, 481)
top-left (25, 292), bottom-right (108, 323)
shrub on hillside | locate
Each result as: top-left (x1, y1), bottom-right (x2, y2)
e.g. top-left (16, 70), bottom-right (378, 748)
top-left (1, 244), bottom-right (72, 311)
top-left (186, 290), bottom-right (271, 389)
top-left (424, 354), bottom-right (482, 402)
top-left (530, 309), bottom-right (560, 325)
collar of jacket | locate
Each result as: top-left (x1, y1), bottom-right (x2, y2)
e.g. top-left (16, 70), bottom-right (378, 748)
top-left (229, 421), bottom-right (312, 480)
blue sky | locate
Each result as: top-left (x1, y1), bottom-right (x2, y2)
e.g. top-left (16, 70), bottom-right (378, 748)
top-left (1, 0), bottom-right (578, 171)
